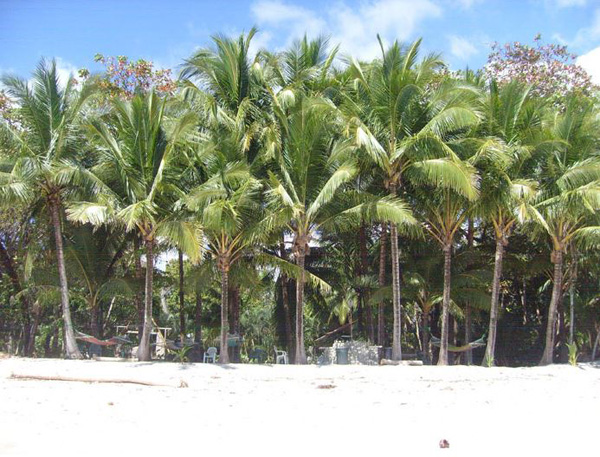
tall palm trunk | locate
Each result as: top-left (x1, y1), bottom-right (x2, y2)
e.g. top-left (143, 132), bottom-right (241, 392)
top-left (540, 249), bottom-right (564, 365)
top-left (295, 248), bottom-right (307, 364)
top-left (49, 200), bottom-right (82, 359)
top-left (568, 246), bottom-right (577, 345)
top-left (194, 290), bottom-right (202, 344)
top-left (137, 239), bottom-right (154, 361)
top-left (390, 221), bottom-right (402, 361)
top-left (437, 245), bottom-right (452, 365)
top-left (219, 260), bottom-right (230, 364)
top-left (483, 238), bottom-right (506, 366)
top-left (178, 249), bottom-right (185, 344)
top-left (280, 239), bottom-right (294, 358)
top-left (378, 224), bottom-right (387, 346)
top-left (134, 236), bottom-right (144, 338)
top-left (359, 223), bottom-right (374, 341)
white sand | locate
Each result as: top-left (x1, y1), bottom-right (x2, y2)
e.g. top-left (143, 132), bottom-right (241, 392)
top-left (1, 358), bottom-right (599, 456)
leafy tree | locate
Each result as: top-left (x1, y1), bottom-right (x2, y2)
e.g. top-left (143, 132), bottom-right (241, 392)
top-left (0, 59), bottom-right (99, 358)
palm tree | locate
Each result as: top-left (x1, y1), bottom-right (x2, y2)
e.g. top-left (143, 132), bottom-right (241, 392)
top-left (345, 38), bottom-right (481, 360)
top-left (68, 90), bottom-right (200, 360)
top-left (183, 114), bottom-right (267, 364)
top-left (264, 94), bottom-right (416, 363)
top-left (469, 80), bottom-right (545, 366)
top-left (0, 59), bottom-right (99, 358)
top-left (530, 96), bottom-right (600, 365)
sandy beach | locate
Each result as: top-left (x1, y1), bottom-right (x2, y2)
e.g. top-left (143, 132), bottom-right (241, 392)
top-left (1, 358), bottom-right (599, 456)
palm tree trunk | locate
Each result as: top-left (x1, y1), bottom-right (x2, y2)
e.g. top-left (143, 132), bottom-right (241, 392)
top-left (133, 236), bottom-right (144, 338)
top-left (592, 326), bottom-right (600, 361)
top-left (219, 262), bottom-right (230, 364)
top-left (194, 290), bottom-right (202, 344)
top-left (280, 239), bottom-right (294, 358)
top-left (540, 249), bottom-right (564, 365)
top-left (295, 249), bottom-right (307, 364)
top-left (178, 249), bottom-right (185, 344)
top-left (437, 245), bottom-right (452, 366)
top-left (359, 223), bottom-right (374, 342)
top-left (137, 239), bottom-right (154, 361)
top-left (422, 309), bottom-right (431, 364)
top-left (390, 221), bottom-right (402, 361)
top-left (464, 304), bottom-right (472, 365)
top-left (49, 200), bottom-right (82, 359)
top-left (569, 246), bottom-right (577, 345)
top-left (378, 224), bottom-right (387, 346)
top-left (483, 238), bottom-right (505, 366)
top-left (26, 302), bottom-right (41, 356)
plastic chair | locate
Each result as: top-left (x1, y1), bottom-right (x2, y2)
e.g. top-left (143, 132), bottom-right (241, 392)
top-left (274, 347), bottom-right (288, 364)
top-left (204, 346), bottom-right (218, 363)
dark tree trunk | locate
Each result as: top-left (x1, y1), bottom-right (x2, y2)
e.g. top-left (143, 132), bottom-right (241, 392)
top-left (421, 309), bottom-right (431, 364)
top-left (49, 200), bottom-right (82, 359)
top-left (390, 221), bottom-right (402, 361)
top-left (464, 305), bottom-right (472, 365)
top-left (137, 238), bottom-right (154, 361)
top-left (219, 262), bottom-right (230, 364)
top-left (229, 286), bottom-right (240, 363)
top-left (90, 300), bottom-right (101, 337)
top-left (483, 239), bottom-right (505, 366)
top-left (178, 249), bottom-right (185, 344)
top-left (26, 302), bottom-right (41, 356)
top-left (569, 246), bottom-right (577, 345)
top-left (0, 239), bottom-right (32, 356)
top-left (280, 238), bottom-right (294, 358)
top-left (194, 290), bottom-right (202, 344)
top-left (540, 249), bottom-right (564, 365)
top-left (378, 224), bottom-right (387, 346)
top-left (133, 236), bottom-right (144, 338)
top-left (437, 245), bottom-right (452, 366)
top-left (295, 249), bottom-right (307, 364)
top-left (358, 223), bottom-right (374, 342)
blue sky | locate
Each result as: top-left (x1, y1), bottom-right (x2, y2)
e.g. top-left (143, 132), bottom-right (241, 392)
top-left (1, 0), bottom-right (600, 82)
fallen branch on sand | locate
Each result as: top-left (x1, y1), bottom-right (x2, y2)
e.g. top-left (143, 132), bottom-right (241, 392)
top-left (9, 373), bottom-right (187, 388)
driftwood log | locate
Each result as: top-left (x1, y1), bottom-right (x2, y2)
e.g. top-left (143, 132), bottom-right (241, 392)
top-left (9, 373), bottom-right (187, 388)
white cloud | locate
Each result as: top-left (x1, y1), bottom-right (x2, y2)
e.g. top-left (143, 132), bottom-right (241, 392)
top-left (251, 0), bottom-right (442, 60)
top-left (449, 35), bottom-right (479, 60)
top-left (54, 58), bottom-right (81, 86)
top-left (577, 45), bottom-right (600, 83)
top-left (455, 0), bottom-right (484, 9)
top-left (554, 0), bottom-right (587, 7)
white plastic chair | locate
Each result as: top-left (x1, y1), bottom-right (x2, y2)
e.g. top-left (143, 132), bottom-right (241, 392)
top-left (274, 347), bottom-right (288, 364)
top-left (203, 347), bottom-right (218, 363)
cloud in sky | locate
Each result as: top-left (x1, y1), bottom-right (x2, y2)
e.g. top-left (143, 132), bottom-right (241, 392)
top-left (577, 45), bottom-right (600, 83)
top-left (553, 0), bottom-right (587, 7)
top-left (449, 35), bottom-right (479, 60)
top-left (251, 0), bottom-right (442, 59)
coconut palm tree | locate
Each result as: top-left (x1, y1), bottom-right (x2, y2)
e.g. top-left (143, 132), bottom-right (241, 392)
top-left (344, 38), bottom-right (481, 360)
top-left (530, 96), bottom-right (600, 365)
top-left (468, 80), bottom-right (545, 366)
top-left (67, 90), bottom-right (200, 360)
top-left (264, 93), bottom-right (416, 364)
top-left (0, 59), bottom-right (99, 358)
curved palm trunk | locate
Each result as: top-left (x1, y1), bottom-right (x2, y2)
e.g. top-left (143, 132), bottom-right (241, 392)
top-left (540, 249), bottom-right (564, 365)
top-left (378, 224), bottom-right (388, 346)
top-left (568, 246), bottom-right (577, 345)
top-left (137, 239), bottom-right (154, 361)
top-left (483, 238), bottom-right (505, 366)
top-left (49, 201), bottom-right (82, 359)
top-left (295, 249), bottom-right (307, 364)
top-left (219, 263), bottom-right (230, 364)
top-left (390, 222), bottom-right (402, 361)
top-left (437, 245), bottom-right (452, 366)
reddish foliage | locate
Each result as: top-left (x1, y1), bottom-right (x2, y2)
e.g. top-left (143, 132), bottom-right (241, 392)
top-left (485, 35), bottom-right (597, 100)
top-left (88, 54), bottom-right (177, 99)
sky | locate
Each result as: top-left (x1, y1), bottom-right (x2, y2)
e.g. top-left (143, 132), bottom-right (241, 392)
top-left (1, 0), bottom-right (600, 83)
